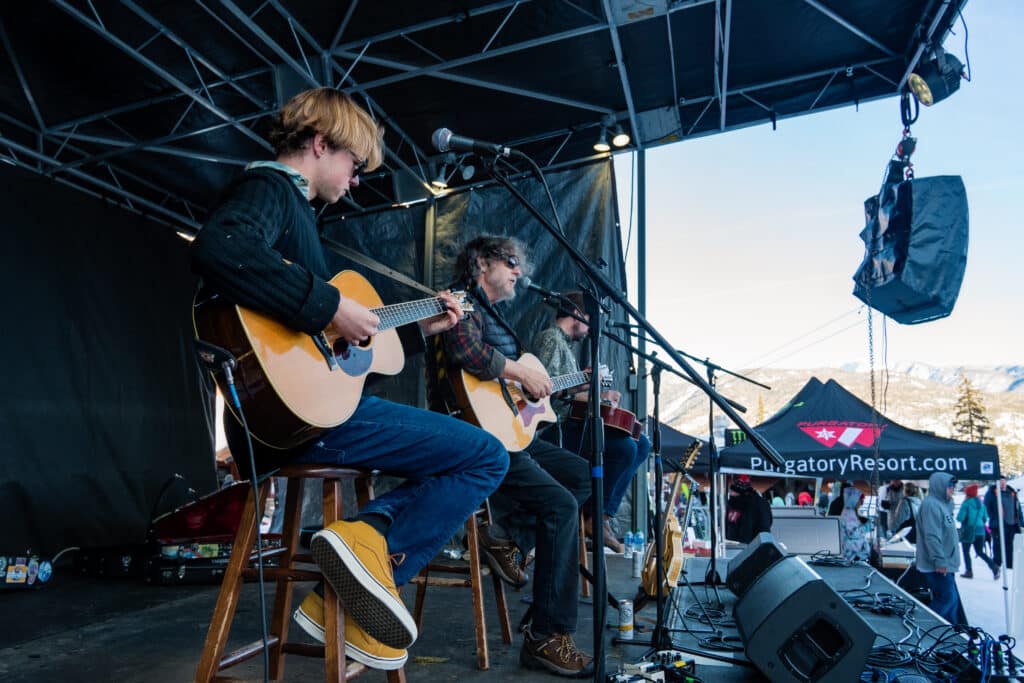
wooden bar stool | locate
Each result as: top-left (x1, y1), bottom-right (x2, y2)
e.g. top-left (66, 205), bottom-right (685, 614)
top-left (409, 505), bottom-right (512, 670)
top-left (194, 463), bottom-right (405, 682)
top-left (580, 513), bottom-right (592, 598)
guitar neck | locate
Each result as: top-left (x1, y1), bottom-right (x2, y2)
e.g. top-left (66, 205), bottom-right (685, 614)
top-left (371, 298), bottom-right (449, 331)
top-left (552, 370), bottom-right (590, 393)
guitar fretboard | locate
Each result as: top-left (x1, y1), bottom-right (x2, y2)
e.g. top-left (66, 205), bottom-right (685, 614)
top-left (552, 370), bottom-right (590, 393)
top-left (371, 298), bottom-right (452, 331)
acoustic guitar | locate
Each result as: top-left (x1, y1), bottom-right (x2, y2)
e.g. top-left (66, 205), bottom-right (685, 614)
top-left (639, 440), bottom-right (700, 602)
top-left (567, 399), bottom-right (642, 440)
top-left (451, 353), bottom-right (608, 451)
top-left (193, 269), bottom-right (471, 450)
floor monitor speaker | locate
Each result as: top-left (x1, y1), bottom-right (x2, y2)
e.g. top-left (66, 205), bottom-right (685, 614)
top-left (734, 556), bottom-right (874, 682)
top-left (726, 532), bottom-right (786, 597)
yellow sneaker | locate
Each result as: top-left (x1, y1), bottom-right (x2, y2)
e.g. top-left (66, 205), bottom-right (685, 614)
top-left (293, 586), bottom-right (408, 670)
top-left (310, 520), bottom-right (417, 649)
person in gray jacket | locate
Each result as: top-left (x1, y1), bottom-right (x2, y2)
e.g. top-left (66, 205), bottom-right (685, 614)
top-left (915, 472), bottom-right (961, 623)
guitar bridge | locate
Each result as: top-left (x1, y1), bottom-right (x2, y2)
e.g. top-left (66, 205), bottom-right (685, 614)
top-left (312, 332), bottom-right (339, 370)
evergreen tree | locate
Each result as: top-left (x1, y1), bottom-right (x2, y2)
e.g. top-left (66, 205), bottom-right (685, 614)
top-left (952, 375), bottom-right (991, 443)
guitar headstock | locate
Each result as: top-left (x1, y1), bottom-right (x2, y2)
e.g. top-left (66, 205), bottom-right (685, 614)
top-left (449, 290), bottom-right (475, 317)
top-left (683, 440), bottom-right (701, 471)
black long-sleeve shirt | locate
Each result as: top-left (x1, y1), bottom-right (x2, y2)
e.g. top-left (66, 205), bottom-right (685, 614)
top-left (191, 165), bottom-right (423, 475)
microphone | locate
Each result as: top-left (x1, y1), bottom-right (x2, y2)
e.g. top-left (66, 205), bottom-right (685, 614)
top-left (431, 127), bottom-right (514, 158)
top-left (518, 276), bottom-right (560, 299)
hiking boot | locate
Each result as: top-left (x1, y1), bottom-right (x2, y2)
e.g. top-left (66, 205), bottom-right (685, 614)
top-left (293, 584), bottom-right (407, 670)
top-left (520, 628), bottom-right (594, 678)
top-left (478, 522), bottom-right (528, 588)
top-left (310, 520), bottom-right (417, 649)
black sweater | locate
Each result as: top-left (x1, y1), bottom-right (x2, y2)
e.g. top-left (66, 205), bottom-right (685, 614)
top-left (191, 167), bottom-right (422, 476)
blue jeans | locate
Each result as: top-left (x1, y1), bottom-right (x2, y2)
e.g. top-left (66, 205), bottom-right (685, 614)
top-left (296, 396), bottom-right (509, 586)
top-left (556, 420), bottom-right (650, 517)
top-left (922, 571), bottom-right (960, 624)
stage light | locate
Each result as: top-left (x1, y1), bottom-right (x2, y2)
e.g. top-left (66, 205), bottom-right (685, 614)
top-left (908, 51), bottom-right (964, 106)
top-left (611, 124), bottom-right (630, 147)
top-left (430, 162), bottom-right (449, 189)
top-left (593, 128), bottom-right (610, 153)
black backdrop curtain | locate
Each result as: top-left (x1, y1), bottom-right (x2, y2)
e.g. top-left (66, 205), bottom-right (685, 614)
top-left (0, 165), bottom-right (215, 555)
top-left (1, 158), bottom-right (625, 555)
top-left (321, 159), bottom-right (632, 413)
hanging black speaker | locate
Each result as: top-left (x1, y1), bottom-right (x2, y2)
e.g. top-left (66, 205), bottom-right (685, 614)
top-left (734, 556), bottom-right (874, 682)
top-left (852, 175), bottom-right (968, 324)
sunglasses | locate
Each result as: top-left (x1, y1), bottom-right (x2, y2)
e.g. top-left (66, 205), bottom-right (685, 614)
top-left (497, 253), bottom-right (520, 269)
top-left (345, 148), bottom-right (368, 176)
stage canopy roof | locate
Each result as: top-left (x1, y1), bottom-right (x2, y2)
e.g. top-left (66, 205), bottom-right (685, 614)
top-left (719, 377), bottom-right (1001, 481)
top-left (0, 0), bottom-right (966, 232)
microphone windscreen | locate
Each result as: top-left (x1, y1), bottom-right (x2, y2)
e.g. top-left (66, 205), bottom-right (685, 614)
top-left (431, 128), bottom-right (451, 152)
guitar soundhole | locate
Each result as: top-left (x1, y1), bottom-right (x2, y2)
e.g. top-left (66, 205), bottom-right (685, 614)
top-left (332, 339), bottom-right (352, 360)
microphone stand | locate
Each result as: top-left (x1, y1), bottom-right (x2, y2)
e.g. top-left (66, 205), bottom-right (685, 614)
top-left (694, 357), bottom-right (770, 595)
top-left (480, 155), bottom-right (785, 683)
top-left (604, 329), bottom-right (751, 655)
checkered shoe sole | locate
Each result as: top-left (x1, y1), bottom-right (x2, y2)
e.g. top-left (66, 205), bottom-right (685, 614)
top-left (310, 529), bottom-right (417, 650)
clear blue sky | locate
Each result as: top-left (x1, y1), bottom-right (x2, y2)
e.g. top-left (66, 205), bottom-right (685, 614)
top-left (613, 2), bottom-right (1022, 371)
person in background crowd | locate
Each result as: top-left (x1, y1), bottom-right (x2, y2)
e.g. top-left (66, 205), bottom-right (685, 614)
top-left (797, 487), bottom-right (813, 507)
top-left (984, 477), bottom-right (1022, 572)
top-left (892, 482), bottom-right (922, 536)
top-left (767, 487), bottom-right (785, 507)
top-left (726, 475), bottom-right (773, 543)
top-left (957, 483), bottom-right (997, 579)
top-left (840, 486), bottom-right (871, 562)
top-left (784, 488), bottom-right (796, 506)
top-left (880, 479), bottom-right (903, 538)
top-left (828, 481), bottom-right (853, 516)
top-left (915, 472), bottom-right (962, 624)
top-left (816, 482), bottom-right (831, 515)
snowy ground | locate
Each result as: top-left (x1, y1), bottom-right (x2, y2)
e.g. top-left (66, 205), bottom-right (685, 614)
top-left (957, 565), bottom-right (1017, 637)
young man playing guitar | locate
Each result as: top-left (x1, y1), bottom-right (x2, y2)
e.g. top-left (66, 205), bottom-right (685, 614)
top-left (429, 235), bottom-right (594, 677)
top-left (190, 88), bottom-right (509, 670)
top-left (532, 292), bottom-right (651, 554)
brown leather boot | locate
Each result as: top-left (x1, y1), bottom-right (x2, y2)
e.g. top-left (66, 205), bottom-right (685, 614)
top-left (477, 522), bottom-right (529, 588)
top-left (520, 629), bottom-right (594, 677)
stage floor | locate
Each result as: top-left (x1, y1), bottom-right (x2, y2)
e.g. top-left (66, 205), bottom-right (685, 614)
top-left (0, 549), bottom-right (1017, 682)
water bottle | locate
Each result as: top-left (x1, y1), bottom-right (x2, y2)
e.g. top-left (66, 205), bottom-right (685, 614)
top-left (631, 530), bottom-right (645, 578)
top-left (623, 531), bottom-right (634, 559)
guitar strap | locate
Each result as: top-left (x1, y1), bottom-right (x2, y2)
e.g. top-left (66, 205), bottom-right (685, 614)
top-left (321, 236), bottom-right (438, 296)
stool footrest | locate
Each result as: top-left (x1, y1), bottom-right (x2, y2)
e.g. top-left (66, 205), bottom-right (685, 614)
top-left (410, 575), bottom-right (473, 588)
top-left (241, 567), bottom-right (321, 581)
top-left (218, 635), bottom-right (282, 670)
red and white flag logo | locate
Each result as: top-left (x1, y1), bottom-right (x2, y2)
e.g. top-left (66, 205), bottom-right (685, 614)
top-left (798, 421), bottom-right (884, 448)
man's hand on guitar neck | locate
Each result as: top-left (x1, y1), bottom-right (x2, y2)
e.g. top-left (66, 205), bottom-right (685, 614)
top-left (418, 289), bottom-right (463, 337)
top-left (331, 295), bottom-right (380, 345)
top-left (503, 359), bottom-right (554, 399)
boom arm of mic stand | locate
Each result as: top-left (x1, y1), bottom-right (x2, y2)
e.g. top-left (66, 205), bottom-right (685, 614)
top-left (601, 328), bottom-right (748, 414)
